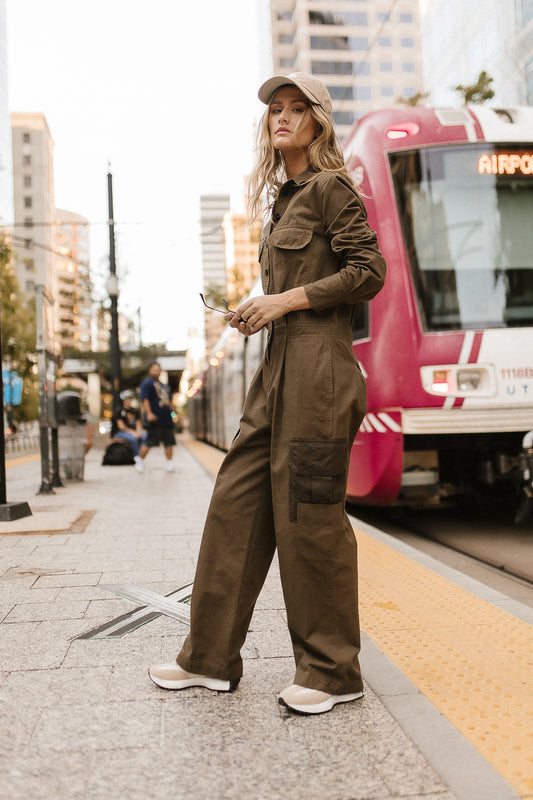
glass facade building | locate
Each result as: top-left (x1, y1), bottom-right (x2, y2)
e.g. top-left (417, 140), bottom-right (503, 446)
top-left (420, 0), bottom-right (533, 107)
top-left (270, 0), bottom-right (424, 140)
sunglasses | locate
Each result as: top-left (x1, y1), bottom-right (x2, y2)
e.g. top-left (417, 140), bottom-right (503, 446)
top-left (199, 293), bottom-right (235, 315)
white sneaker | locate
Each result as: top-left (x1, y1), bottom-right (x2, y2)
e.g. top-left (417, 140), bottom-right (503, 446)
top-left (278, 684), bottom-right (363, 715)
top-left (134, 457), bottom-right (144, 473)
top-left (165, 460), bottom-right (174, 472)
top-left (148, 662), bottom-right (239, 692)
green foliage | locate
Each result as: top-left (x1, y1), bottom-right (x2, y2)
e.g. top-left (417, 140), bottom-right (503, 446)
top-left (0, 235), bottom-right (38, 420)
top-left (454, 71), bottom-right (495, 104)
top-left (395, 91), bottom-right (429, 107)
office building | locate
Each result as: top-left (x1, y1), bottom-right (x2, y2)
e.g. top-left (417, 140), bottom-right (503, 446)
top-left (94, 306), bottom-right (137, 353)
top-left (10, 112), bottom-right (55, 298)
top-left (420, 0), bottom-right (533, 107)
top-left (270, 0), bottom-right (424, 140)
top-left (0, 0), bottom-right (12, 228)
top-left (54, 209), bottom-right (92, 352)
top-left (223, 211), bottom-right (262, 303)
top-left (200, 193), bottom-right (231, 353)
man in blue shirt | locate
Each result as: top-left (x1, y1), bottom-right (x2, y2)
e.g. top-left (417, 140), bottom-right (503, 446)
top-left (137, 361), bottom-right (177, 473)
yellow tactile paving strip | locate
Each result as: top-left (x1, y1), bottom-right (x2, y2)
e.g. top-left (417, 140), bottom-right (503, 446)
top-left (356, 528), bottom-right (533, 798)
top-left (183, 436), bottom-right (533, 797)
top-left (6, 452), bottom-right (40, 468)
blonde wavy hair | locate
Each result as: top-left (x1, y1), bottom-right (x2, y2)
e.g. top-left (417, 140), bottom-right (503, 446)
top-left (247, 89), bottom-right (356, 221)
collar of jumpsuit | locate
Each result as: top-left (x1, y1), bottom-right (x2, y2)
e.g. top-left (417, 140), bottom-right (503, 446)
top-left (272, 166), bottom-right (319, 225)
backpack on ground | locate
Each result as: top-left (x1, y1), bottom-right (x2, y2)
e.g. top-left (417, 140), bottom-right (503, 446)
top-left (102, 440), bottom-right (135, 466)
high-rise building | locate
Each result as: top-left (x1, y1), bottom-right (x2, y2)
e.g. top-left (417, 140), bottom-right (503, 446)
top-left (54, 209), bottom-right (92, 352)
top-left (10, 112), bottom-right (55, 298)
top-left (94, 305), bottom-right (137, 354)
top-left (200, 193), bottom-right (231, 353)
top-left (420, 0), bottom-right (533, 107)
top-left (223, 211), bottom-right (262, 303)
top-left (0, 0), bottom-right (13, 228)
top-left (11, 113), bottom-right (96, 355)
top-left (270, 0), bottom-right (424, 140)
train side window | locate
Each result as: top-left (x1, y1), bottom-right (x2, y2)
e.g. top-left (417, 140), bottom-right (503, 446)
top-left (352, 303), bottom-right (369, 341)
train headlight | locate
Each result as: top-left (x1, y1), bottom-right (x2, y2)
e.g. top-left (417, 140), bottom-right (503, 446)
top-left (457, 369), bottom-right (481, 391)
top-left (420, 365), bottom-right (496, 397)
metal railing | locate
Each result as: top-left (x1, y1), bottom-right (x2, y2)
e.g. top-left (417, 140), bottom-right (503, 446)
top-left (5, 421), bottom-right (40, 455)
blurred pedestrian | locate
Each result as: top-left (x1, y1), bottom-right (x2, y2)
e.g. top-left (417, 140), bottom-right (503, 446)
top-left (149, 73), bottom-right (386, 714)
top-left (138, 361), bottom-right (176, 473)
top-left (111, 390), bottom-right (143, 467)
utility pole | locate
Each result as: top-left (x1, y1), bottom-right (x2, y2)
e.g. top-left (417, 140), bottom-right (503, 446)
top-left (107, 170), bottom-right (121, 413)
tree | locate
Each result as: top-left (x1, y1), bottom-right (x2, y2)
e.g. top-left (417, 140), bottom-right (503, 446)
top-left (0, 236), bottom-right (38, 420)
top-left (396, 91), bottom-right (429, 107)
top-left (454, 70), bottom-right (495, 104)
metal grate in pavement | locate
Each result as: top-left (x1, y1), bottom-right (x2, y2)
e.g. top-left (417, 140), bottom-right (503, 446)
top-left (77, 582), bottom-right (192, 639)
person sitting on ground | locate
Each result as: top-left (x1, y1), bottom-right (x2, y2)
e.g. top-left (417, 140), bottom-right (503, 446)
top-left (111, 390), bottom-right (143, 467)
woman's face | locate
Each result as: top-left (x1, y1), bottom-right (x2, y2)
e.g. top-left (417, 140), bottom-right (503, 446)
top-left (268, 86), bottom-right (318, 155)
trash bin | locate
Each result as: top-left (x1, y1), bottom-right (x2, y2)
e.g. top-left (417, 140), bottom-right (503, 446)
top-left (56, 391), bottom-right (87, 481)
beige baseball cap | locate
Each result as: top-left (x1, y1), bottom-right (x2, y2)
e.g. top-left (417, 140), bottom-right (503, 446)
top-left (258, 72), bottom-right (332, 116)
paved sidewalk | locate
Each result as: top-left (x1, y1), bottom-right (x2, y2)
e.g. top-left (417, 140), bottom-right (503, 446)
top-left (0, 440), bottom-right (456, 800)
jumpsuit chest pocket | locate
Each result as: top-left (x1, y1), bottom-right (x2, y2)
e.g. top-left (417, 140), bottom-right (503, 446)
top-left (288, 439), bottom-right (347, 524)
top-left (268, 227), bottom-right (314, 282)
top-left (268, 226), bottom-right (313, 250)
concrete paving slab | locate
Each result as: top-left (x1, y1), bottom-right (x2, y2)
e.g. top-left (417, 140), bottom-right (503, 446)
top-left (0, 752), bottom-right (91, 800)
top-left (30, 699), bottom-right (162, 753)
top-left (4, 599), bottom-right (89, 623)
top-left (85, 749), bottom-right (186, 800)
top-left (34, 572), bottom-right (103, 588)
top-left (2, 666), bottom-right (112, 707)
top-left (0, 621), bottom-right (72, 671)
top-left (0, 702), bottom-right (43, 757)
top-left (0, 508), bottom-right (93, 535)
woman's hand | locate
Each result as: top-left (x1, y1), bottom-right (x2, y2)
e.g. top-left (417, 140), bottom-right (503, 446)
top-left (224, 289), bottom-right (310, 336)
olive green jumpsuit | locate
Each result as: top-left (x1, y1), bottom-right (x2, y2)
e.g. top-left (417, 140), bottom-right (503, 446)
top-left (178, 167), bottom-right (386, 695)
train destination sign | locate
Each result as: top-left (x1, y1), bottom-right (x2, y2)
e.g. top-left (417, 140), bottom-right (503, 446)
top-left (478, 152), bottom-right (533, 176)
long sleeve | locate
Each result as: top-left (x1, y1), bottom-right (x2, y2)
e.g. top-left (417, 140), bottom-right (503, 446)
top-left (303, 175), bottom-right (386, 312)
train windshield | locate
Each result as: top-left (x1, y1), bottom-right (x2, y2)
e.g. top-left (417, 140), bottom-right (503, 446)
top-left (390, 144), bottom-right (533, 330)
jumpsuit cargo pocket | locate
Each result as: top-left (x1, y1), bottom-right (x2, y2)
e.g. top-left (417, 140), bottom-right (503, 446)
top-left (289, 439), bottom-right (347, 524)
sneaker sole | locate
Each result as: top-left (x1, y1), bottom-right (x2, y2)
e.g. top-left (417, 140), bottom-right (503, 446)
top-left (148, 670), bottom-right (239, 693)
top-left (278, 691), bottom-right (363, 715)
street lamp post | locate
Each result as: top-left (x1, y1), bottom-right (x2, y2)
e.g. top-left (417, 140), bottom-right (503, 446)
top-left (107, 171), bottom-right (121, 413)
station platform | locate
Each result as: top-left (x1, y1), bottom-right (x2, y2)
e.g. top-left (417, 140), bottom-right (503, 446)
top-left (0, 435), bottom-right (531, 800)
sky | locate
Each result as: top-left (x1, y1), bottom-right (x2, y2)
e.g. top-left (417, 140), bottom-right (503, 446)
top-left (6, 0), bottom-right (271, 351)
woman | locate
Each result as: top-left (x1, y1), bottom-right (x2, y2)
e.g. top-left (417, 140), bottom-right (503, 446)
top-left (149, 73), bottom-right (386, 715)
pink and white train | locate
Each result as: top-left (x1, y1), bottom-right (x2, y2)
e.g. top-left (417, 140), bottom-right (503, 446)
top-left (189, 106), bottom-right (533, 517)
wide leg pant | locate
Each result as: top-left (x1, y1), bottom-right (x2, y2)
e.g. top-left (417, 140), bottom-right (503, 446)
top-left (178, 320), bottom-right (366, 694)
